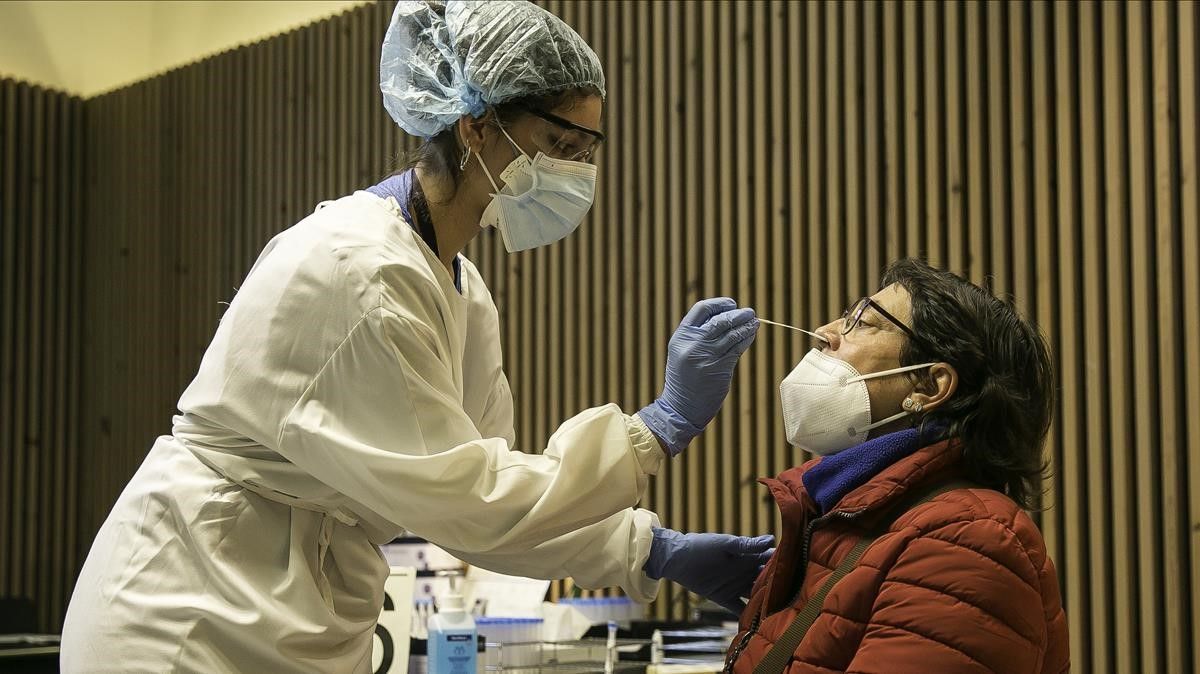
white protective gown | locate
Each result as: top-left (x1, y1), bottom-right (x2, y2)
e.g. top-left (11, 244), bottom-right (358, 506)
top-left (61, 191), bottom-right (664, 673)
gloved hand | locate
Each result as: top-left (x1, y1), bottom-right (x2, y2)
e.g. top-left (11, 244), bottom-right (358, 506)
top-left (638, 298), bottom-right (759, 456)
top-left (642, 528), bottom-right (775, 615)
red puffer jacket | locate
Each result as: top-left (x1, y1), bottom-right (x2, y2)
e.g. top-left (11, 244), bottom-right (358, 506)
top-left (726, 439), bottom-right (1069, 674)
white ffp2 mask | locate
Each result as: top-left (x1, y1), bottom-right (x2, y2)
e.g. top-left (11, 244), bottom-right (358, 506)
top-left (779, 349), bottom-right (934, 455)
top-left (476, 126), bottom-right (597, 253)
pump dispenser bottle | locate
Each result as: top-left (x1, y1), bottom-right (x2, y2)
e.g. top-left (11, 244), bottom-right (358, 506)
top-left (428, 592), bottom-right (476, 674)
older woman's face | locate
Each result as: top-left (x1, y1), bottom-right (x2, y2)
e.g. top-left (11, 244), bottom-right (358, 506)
top-left (814, 283), bottom-right (920, 438)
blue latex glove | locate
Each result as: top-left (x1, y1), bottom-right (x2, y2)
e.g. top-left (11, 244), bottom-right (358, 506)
top-left (642, 528), bottom-right (775, 615)
top-left (638, 298), bottom-right (759, 456)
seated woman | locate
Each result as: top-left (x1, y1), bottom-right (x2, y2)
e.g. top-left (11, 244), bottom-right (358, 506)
top-left (724, 259), bottom-right (1069, 674)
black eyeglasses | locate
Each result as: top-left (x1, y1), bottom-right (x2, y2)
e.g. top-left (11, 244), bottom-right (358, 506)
top-left (519, 105), bottom-right (606, 142)
top-left (519, 105), bottom-right (606, 161)
top-left (841, 297), bottom-right (937, 355)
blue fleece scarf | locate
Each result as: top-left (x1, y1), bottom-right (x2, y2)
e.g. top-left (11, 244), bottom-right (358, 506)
top-left (802, 427), bottom-right (931, 514)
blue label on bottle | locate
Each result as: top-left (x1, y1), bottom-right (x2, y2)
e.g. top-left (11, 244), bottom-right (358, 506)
top-left (430, 630), bottom-right (477, 674)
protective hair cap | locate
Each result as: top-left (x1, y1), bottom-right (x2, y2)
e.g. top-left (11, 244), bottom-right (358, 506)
top-left (380, 0), bottom-right (606, 138)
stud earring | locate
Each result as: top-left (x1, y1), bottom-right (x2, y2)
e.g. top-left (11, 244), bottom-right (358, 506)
top-left (903, 398), bottom-right (923, 413)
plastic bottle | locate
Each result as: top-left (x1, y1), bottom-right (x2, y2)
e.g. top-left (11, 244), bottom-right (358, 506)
top-left (428, 593), bottom-right (477, 674)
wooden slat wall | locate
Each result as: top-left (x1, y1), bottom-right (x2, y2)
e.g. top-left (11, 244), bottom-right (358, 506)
top-left (72, 0), bottom-right (412, 636)
top-left (0, 79), bottom-right (84, 631)
top-left (78, 0), bottom-right (397, 540)
top-left (4, 3), bottom-right (1200, 667)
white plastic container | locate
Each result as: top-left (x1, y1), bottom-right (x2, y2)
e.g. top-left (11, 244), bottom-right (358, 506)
top-left (428, 594), bottom-right (477, 674)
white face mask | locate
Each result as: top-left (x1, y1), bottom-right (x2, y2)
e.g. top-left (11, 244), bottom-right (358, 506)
top-left (475, 125), bottom-right (597, 253)
top-left (779, 349), bottom-right (935, 456)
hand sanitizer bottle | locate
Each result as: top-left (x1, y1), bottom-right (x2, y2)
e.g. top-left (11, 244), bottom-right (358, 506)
top-left (428, 593), bottom-right (477, 674)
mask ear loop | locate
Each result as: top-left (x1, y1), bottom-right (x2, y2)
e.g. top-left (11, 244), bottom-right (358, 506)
top-left (855, 409), bottom-right (914, 435)
top-left (843, 361), bottom-right (936, 438)
top-left (477, 121), bottom-right (537, 196)
top-left (843, 361), bottom-right (936, 385)
top-left (460, 129), bottom-right (501, 194)
top-left (475, 152), bottom-right (501, 194)
top-left (496, 122), bottom-right (529, 160)
top-left (466, 121), bottom-right (526, 195)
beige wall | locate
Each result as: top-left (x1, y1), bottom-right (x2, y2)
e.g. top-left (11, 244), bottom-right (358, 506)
top-left (0, 0), bottom-right (368, 97)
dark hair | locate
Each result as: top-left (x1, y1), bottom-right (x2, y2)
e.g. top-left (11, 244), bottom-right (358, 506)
top-left (881, 258), bottom-right (1054, 509)
top-left (392, 87), bottom-right (598, 202)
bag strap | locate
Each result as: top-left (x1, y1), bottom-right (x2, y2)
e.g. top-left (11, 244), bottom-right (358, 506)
top-left (751, 478), bottom-right (977, 674)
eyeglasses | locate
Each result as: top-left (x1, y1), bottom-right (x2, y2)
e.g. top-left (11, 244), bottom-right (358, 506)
top-left (841, 297), bottom-right (937, 355)
top-left (520, 105), bottom-right (605, 162)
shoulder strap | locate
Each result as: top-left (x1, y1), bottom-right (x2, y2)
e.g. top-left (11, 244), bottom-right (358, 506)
top-left (751, 478), bottom-right (977, 674)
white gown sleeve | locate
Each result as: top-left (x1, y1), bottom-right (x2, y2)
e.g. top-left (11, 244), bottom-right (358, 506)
top-left (445, 508), bottom-right (662, 603)
top-left (276, 306), bottom-right (664, 554)
top-left (456, 330), bottom-right (662, 602)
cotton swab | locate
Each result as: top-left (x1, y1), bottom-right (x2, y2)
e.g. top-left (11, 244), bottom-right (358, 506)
top-left (756, 318), bottom-right (829, 343)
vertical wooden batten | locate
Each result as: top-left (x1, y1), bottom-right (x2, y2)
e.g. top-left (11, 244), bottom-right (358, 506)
top-left (0, 79), bottom-right (85, 631)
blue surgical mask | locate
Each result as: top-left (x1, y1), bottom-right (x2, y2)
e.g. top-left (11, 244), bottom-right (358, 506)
top-left (474, 125), bottom-right (597, 253)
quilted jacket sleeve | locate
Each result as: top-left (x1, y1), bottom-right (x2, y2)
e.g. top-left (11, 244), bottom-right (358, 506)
top-left (846, 516), bottom-right (1050, 674)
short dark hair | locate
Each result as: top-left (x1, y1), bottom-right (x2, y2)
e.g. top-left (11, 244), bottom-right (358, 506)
top-left (391, 86), bottom-right (598, 202)
top-left (881, 258), bottom-right (1054, 509)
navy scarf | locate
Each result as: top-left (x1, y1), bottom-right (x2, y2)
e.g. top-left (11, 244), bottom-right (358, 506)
top-left (802, 426), bottom-right (942, 514)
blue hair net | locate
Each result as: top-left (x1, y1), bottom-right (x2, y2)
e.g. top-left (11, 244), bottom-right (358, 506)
top-left (380, 0), bottom-right (606, 139)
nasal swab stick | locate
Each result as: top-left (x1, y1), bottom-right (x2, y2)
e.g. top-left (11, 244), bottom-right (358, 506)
top-left (757, 318), bottom-right (829, 343)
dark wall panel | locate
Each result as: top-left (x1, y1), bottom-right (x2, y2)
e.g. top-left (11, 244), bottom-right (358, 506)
top-left (0, 79), bottom-right (84, 632)
top-left (78, 1), bottom-right (413, 555)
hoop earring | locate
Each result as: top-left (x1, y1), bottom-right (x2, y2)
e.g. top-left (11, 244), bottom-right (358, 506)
top-left (459, 145), bottom-right (472, 171)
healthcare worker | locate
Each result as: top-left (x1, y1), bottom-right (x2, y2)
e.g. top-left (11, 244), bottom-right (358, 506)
top-left (61, 2), bottom-right (767, 672)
